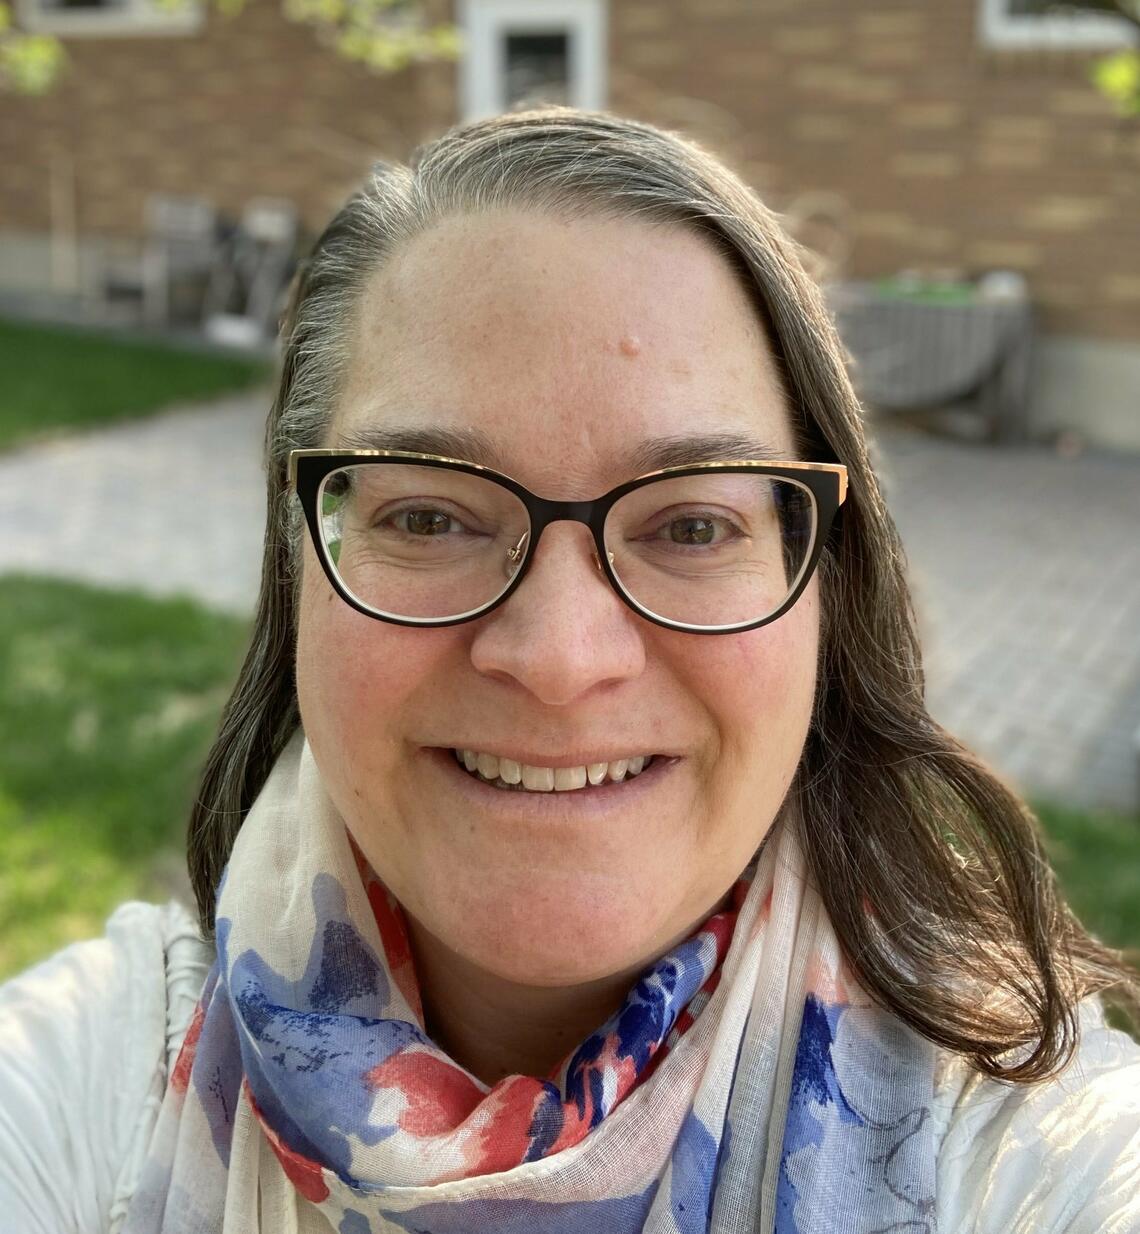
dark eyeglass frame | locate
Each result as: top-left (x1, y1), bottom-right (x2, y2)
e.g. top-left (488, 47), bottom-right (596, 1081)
top-left (289, 449), bottom-right (848, 635)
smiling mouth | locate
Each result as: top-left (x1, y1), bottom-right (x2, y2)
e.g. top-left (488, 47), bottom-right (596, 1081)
top-left (451, 749), bottom-right (658, 793)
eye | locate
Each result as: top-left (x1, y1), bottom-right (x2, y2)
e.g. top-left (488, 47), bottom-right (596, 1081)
top-left (646, 512), bottom-right (744, 547)
top-left (372, 500), bottom-right (485, 539)
top-left (665, 515), bottom-right (715, 545)
top-left (391, 507), bottom-right (459, 536)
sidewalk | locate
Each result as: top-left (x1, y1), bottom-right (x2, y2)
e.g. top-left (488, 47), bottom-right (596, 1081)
top-left (0, 392), bottom-right (266, 614)
top-left (2, 395), bottom-right (1138, 813)
top-left (872, 422), bottom-right (1140, 814)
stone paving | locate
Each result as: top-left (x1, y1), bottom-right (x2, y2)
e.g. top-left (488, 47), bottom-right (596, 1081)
top-left (0, 392), bottom-right (267, 613)
top-left (871, 422), bottom-right (1140, 815)
top-left (1, 395), bottom-right (1138, 812)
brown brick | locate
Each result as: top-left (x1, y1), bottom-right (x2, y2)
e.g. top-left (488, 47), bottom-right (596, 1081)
top-left (855, 211), bottom-right (917, 241)
top-left (792, 65), bottom-right (901, 104)
top-left (855, 41), bottom-right (924, 68)
top-left (791, 114), bottom-right (853, 142)
top-left (1048, 88), bottom-right (1115, 117)
top-left (626, 41), bottom-right (686, 71)
top-left (771, 27), bottom-right (843, 55)
top-left (975, 144), bottom-right (1047, 171)
top-left (1021, 196), bottom-right (1113, 232)
top-left (896, 102), bottom-right (963, 130)
top-left (833, 76), bottom-right (900, 106)
top-left (853, 11), bottom-right (927, 37)
top-left (1103, 275), bottom-right (1140, 302)
top-left (965, 240), bottom-right (1042, 269)
top-left (1034, 280), bottom-right (1085, 308)
top-left (892, 152), bottom-right (962, 178)
top-left (910, 226), bottom-right (956, 255)
top-left (980, 116), bottom-right (1052, 143)
top-left (618, 5), bottom-right (676, 34)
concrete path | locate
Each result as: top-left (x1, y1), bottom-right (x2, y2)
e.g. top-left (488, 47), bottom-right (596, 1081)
top-left (873, 422), bottom-right (1140, 815)
top-left (2, 395), bottom-right (1138, 813)
top-left (0, 393), bottom-right (267, 613)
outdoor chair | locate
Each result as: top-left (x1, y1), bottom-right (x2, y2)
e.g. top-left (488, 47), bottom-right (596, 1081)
top-left (101, 194), bottom-right (223, 328)
top-left (828, 276), bottom-right (1035, 442)
top-left (202, 197), bottom-right (301, 348)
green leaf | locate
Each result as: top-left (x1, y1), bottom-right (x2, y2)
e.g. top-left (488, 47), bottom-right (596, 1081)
top-left (1091, 50), bottom-right (1140, 117)
top-left (0, 32), bottom-right (66, 95)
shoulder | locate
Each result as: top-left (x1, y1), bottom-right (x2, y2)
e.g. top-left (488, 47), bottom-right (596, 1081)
top-left (932, 999), bottom-right (1140, 1233)
top-left (0, 900), bottom-right (213, 1234)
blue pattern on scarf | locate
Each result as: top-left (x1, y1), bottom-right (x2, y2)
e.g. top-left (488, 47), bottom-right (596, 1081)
top-left (563, 933), bottom-right (713, 1129)
top-left (668, 1109), bottom-right (721, 1232)
top-left (775, 995), bottom-right (863, 1232)
top-left (366, 1183), bottom-right (661, 1233)
top-left (217, 874), bottom-right (428, 1178)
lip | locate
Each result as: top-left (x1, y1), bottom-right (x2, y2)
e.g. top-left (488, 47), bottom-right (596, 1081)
top-left (422, 746), bottom-right (679, 821)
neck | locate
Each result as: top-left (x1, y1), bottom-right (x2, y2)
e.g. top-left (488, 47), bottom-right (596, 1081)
top-left (405, 916), bottom-right (647, 1087)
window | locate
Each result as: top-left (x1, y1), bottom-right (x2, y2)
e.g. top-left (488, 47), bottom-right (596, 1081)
top-left (18, 0), bottom-right (203, 37)
top-left (978, 0), bottom-right (1137, 49)
top-left (459, 0), bottom-right (606, 120)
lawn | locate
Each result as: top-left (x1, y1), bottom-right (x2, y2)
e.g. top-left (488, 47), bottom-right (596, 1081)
top-left (1, 574), bottom-right (1137, 1013)
top-left (1036, 798), bottom-right (1140, 972)
top-left (0, 575), bottom-right (250, 978)
top-left (0, 316), bottom-right (270, 452)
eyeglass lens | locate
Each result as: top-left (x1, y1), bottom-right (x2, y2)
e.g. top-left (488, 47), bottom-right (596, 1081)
top-left (317, 464), bottom-right (817, 627)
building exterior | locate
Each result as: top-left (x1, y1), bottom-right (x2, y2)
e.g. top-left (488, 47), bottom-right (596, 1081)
top-left (3, 0), bottom-right (1138, 449)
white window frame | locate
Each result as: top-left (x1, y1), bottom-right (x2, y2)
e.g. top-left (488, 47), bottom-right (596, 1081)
top-left (18, 0), bottom-right (203, 37)
top-left (978, 0), bottom-right (1137, 49)
top-left (458, 0), bottom-right (606, 121)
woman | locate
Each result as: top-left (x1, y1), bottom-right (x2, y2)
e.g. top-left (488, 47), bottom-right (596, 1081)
top-left (1, 108), bottom-right (1138, 1233)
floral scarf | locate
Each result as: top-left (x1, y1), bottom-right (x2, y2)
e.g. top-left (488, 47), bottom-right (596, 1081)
top-left (123, 732), bottom-right (938, 1233)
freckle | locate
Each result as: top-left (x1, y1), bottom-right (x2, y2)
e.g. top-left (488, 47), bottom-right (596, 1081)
top-left (619, 335), bottom-right (641, 357)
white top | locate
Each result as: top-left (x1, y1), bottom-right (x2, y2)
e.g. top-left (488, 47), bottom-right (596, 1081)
top-left (0, 900), bottom-right (1138, 1233)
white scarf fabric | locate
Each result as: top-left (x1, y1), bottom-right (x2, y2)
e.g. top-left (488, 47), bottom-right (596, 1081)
top-left (123, 732), bottom-right (938, 1233)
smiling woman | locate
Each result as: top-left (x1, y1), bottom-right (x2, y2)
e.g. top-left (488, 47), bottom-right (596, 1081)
top-left (2, 109), bottom-right (1139, 1234)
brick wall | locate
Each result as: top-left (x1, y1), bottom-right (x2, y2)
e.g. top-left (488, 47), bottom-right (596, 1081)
top-left (608, 0), bottom-right (1140, 343)
top-left (3, 0), bottom-right (1138, 343)
top-left (0, 0), bottom-right (455, 244)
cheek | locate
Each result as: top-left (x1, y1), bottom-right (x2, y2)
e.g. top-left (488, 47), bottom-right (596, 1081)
top-left (295, 550), bottom-right (441, 776)
top-left (689, 581), bottom-right (820, 769)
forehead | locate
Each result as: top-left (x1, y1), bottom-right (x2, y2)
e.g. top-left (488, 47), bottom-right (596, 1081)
top-left (333, 210), bottom-right (796, 493)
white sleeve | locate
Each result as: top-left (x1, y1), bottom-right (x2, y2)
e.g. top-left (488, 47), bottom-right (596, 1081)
top-left (934, 1000), bottom-right (1140, 1233)
top-left (0, 901), bottom-right (211, 1234)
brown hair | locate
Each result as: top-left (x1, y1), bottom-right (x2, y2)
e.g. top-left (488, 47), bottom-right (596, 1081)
top-left (188, 107), bottom-right (1137, 1083)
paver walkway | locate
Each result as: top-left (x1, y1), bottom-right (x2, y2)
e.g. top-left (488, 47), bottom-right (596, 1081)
top-left (0, 393), bottom-right (266, 613)
top-left (2, 395), bottom-right (1138, 812)
top-left (873, 423), bottom-right (1140, 814)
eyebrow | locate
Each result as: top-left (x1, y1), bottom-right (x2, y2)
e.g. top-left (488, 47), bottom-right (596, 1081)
top-left (337, 425), bottom-right (510, 469)
top-left (335, 425), bottom-right (791, 474)
top-left (628, 432), bottom-right (790, 471)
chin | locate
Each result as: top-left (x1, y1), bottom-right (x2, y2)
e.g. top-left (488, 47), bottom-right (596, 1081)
top-left (420, 881), bottom-right (668, 987)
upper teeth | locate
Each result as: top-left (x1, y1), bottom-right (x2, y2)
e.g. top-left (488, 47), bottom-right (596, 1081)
top-left (455, 749), bottom-right (653, 791)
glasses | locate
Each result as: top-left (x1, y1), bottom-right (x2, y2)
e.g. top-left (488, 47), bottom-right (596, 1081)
top-left (289, 450), bottom-right (847, 635)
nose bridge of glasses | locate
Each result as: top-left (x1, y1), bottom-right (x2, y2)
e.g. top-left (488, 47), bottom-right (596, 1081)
top-left (515, 500), bottom-right (613, 576)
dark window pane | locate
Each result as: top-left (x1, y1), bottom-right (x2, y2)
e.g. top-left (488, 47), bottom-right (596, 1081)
top-left (504, 31), bottom-right (570, 107)
top-left (1007, 0), bottom-right (1118, 13)
top-left (49, 0), bottom-right (128, 9)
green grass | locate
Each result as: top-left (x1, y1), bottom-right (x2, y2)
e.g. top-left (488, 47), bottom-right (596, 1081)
top-left (1035, 799), bottom-right (1140, 955)
top-left (0, 575), bottom-right (250, 979)
top-left (0, 317), bottom-right (270, 452)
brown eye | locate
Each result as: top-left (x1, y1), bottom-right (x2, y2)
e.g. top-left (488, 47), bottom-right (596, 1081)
top-left (403, 510), bottom-right (452, 536)
top-left (670, 516), bottom-right (716, 545)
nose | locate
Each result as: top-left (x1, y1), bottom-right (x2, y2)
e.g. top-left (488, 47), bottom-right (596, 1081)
top-left (468, 522), bottom-right (647, 705)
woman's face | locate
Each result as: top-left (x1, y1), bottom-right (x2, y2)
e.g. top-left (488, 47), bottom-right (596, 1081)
top-left (296, 210), bottom-right (820, 988)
